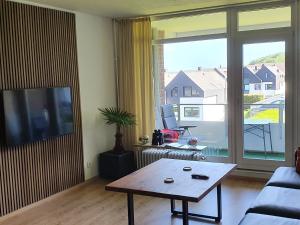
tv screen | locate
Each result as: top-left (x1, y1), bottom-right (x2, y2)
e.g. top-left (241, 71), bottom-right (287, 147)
top-left (1, 87), bottom-right (74, 146)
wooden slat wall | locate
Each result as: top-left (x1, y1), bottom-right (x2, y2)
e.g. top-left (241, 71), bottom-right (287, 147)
top-left (0, 0), bottom-right (84, 216)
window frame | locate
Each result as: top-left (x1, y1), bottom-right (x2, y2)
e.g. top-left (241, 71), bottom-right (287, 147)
top-left (171, 87), bottom-right (178, 97)
top-left (192, 88), bottom-right (200, 96)
top-left (183, 86), bottom-right (192, 97)
top-left (151, 0), bottom-right (297, 169)
top-left (254, 83), bottom-right (261, 90)
top-left (265, 83), bottom-right (273, 90)
top-left (237, 6), bottom-right (292, 32)
top-left (184, 107), bottom-right (200, 117)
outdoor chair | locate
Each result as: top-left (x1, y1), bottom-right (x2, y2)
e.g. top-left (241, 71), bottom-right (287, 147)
top-left (161, 104), bottom-right (196, 136)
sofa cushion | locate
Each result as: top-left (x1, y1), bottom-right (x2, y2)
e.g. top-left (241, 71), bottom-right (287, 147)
top-left (266, 167), bottom-right (300, 189)
top-left (239, 213), bottom-right (300, 225)
top-left (296, 150), bottom-right (300, 173)
top-left (246, 186), bottom-right (300, 219)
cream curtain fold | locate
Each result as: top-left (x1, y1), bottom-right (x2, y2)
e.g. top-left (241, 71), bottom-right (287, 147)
top-left (115, 17), bottom-right (155, 149)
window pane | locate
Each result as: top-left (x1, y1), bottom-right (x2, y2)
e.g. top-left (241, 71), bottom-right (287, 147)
top-left (152, 12), bottom-right (226, 40)
top-left (171, 87), bottom-right (178, 97)
top-left (243, 41), bottom-right (285, 161)
top-left (154, 38), bottom-right (228, 157)
top-left (255, 84), bottom-right (261, 90)
top-left (183, 87), bottom-right (192, 97)
top-left (184, 107), bottom-right (200, 117)
top-left (238, 7), bottom-right (291, 31)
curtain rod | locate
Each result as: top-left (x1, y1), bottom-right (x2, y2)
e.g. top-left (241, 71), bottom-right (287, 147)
top-left (114, 0), bottom-right (293, 21)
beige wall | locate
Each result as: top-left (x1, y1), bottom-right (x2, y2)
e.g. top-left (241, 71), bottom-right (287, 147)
top-left (76, 12), bottom-right (116, 180)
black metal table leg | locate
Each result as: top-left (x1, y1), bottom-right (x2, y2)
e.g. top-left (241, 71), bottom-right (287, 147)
top-left (127, 193), bottom-right (134, 225)
top-left (170, 183), bottom-right (223, 223)
top-left (262, 124), bottom-right (266, 156)
top-left (182, 200), bottom-right (189, 225)
top-left (171, 199), bottom-right (175, 214)
top-left (216, 184), bottom-right (222, 222)
top-left (269, 123), bottom-right (273, 152)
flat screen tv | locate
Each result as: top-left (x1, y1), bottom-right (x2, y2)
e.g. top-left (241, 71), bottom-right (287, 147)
top-left (0, 87), bottom-right (74, 146)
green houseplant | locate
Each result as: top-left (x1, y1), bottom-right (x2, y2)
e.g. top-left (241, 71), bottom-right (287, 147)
top-left (98, 107), bottom-right (136, 153)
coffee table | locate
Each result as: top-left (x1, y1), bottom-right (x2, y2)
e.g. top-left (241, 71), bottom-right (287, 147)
top-left (106, 158), bottom-right (237, 225)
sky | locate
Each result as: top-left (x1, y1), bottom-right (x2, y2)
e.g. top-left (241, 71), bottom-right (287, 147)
top-left (164, 39), bottom-right (285, 71)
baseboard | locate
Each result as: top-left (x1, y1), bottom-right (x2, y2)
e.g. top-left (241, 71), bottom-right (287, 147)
top-left (231, 168), bottom-right (273, 180)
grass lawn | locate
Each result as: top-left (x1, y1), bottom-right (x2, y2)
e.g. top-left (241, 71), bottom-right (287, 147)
top-left (244, 108), bottom-right (279, 123)
top-left (207, 149), bottom-right (285, 161)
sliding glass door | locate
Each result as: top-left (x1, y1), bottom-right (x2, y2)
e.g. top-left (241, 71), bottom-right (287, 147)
top-left (243, 41), bottom-right (285, 161)
top-left (152, 11), bottom-right (232, 163)
top-left (153, 38), bottom-right (230, 162)
top-left (152, 3), bottom-right (296, 171)
top-left (235, 34), bottom-right (293, 170)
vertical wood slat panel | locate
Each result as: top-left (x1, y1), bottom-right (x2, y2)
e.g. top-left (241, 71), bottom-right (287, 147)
top-left (0, 1), bottom-right (84, 217)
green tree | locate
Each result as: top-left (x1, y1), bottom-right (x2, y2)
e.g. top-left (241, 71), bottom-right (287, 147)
top-left (249, 52), bottom-right (284, 65)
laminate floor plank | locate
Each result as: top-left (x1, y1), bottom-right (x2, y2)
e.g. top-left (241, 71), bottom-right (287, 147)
top-left (0, 177), bottom-right (265, 225)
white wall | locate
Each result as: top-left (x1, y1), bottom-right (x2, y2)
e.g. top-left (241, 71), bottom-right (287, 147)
top-left (76, 13), bottom-right (116, 180)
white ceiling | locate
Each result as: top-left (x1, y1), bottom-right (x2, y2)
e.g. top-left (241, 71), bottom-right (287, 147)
top-left (22, 0), bottom-right (265, 18)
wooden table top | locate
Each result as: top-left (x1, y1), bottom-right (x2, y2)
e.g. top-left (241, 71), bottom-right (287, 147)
top-left (106, 159), bottom-right (237, 202)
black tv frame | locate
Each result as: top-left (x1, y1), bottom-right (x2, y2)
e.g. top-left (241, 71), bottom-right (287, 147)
top-left (0, 86), bottom-right (74, 146)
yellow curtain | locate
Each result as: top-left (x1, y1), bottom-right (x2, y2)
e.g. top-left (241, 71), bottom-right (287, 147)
top-left (115, 17), bottom-right (155, 149)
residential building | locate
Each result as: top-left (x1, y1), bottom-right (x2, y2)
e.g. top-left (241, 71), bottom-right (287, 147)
top-left (165, 69), bottom-right (226, 105)
top-left (244, 63), bottom-right (285, 96)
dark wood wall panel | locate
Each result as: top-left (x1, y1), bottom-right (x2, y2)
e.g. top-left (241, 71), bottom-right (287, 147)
top-left (0, 0), bottom-right (84, 216)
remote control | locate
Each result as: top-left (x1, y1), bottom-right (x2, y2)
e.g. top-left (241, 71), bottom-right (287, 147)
top-left (191, 174), bottom-right (209, 180)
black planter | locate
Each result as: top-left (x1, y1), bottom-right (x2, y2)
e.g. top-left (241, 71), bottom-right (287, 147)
top-left (98, 150), bottom-right (136, 180)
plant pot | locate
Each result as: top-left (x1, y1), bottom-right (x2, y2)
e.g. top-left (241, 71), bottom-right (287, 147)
top-left (113, 132), bottom-right (125, 153)
top-left (99, 150), bottom-right (136, 179)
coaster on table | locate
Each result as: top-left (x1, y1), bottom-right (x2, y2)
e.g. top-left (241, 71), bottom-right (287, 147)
top-left (164, 178), bottom-right (174, 183)
top-left (183, 167), bottom-right (192, 171)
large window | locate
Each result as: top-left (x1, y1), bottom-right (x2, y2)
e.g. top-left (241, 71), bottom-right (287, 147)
top-left (238, 6), bottom-right (291, 31)
top-left (242, 41), bottom-right (286, 163)
top-left (152, 12), bottom-right (226, 40)
top-left (152, 3), bottom-right (295, 170)
top-left (153, 34), bottom-right (228, 156)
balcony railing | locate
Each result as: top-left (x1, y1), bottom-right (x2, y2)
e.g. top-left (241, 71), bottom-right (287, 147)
top-left (169, 103), bottom-right (285, 159)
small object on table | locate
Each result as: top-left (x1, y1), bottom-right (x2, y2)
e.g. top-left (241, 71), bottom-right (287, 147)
top-left (191, 174), bottom-right (209, 180)
top-left (188, 137), bottom-right (198, 146)
top-left (139, 135), bottom-right (149, 145)
top-left (183, 167), bottom-right (192, 171)
top-left (161, 129), bottom-right (180, 143)
top-left (152, 129), bottom-right (164, 145)
top-left (164, 178), bottom-right (174, 183)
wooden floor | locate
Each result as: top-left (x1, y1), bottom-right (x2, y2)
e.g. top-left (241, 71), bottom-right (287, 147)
top-left (0, 177), bottom-right (265, 225)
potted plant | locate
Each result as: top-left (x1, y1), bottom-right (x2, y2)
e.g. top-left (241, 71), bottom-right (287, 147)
top-left (98, 107), bottom-right (136, 153)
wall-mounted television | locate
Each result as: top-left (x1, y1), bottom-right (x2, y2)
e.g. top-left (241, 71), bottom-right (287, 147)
top-left (0, 87), bottom-right (74, 146)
